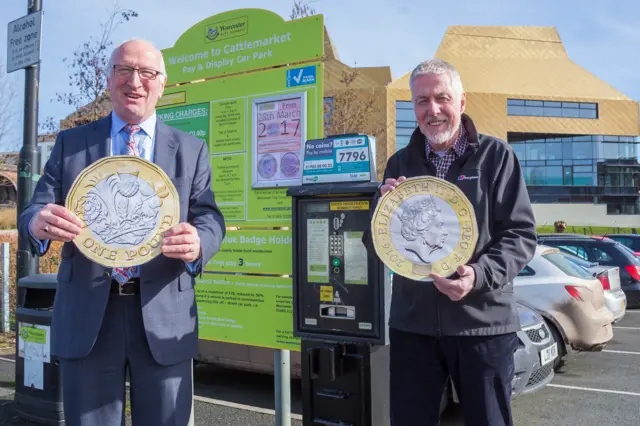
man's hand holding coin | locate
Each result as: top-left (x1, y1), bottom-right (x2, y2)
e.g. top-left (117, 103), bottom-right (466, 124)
top-left (162, 223), bottom-right (202, 263)
top-left (29, 204), bottom-right (83, 242)
top-left (380, 176), bottom-right (407, 197)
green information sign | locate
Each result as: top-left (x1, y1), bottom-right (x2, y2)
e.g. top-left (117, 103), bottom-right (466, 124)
top-left (159, 8), bottom-right (323, 352)
top-left (156, 103), bottom-right (209, 144)
top-left (206, 229), bottom-right (292, 274)
top-left (159, 62), bottom-right (323, 227)
top-left (162, 9), bottom-right (323, 85)
top-left (197, 275), bottom-right (299, 351)
top-left (212, 153), bottom-right (245, 204)
top-left (211, 99), bottom-right (246, 153)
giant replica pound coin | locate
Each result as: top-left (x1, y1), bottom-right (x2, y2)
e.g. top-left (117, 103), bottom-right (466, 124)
top-left (65, 155), bottom-right (180, 268)
top-left (372, 176), bottom-right (478, 281)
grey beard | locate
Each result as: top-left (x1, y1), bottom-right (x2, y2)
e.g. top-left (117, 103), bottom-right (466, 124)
top-left (425, 127), bottom-right (455, 146)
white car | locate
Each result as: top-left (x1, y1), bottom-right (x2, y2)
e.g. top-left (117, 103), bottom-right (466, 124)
top-left (514, 245), bottom-right (614, 369)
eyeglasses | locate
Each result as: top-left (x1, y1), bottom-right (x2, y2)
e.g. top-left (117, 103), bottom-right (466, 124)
top-left (112, 65), bottom-right (163, 80)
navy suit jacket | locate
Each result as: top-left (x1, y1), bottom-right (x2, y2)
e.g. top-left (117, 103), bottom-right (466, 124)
top-left (18, 114), bottom-right (225, 366)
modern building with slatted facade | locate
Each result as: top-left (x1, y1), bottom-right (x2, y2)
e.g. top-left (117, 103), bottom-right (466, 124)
top-left (324, 26), bottom-right (640, 228)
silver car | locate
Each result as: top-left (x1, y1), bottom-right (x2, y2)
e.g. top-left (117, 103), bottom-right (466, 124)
top-left (513, 302), bottom-right (557, 396)
top-left (564, 254), bottom-right (627, 323)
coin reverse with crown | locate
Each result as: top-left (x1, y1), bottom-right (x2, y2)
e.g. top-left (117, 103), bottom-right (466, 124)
top-left (372, 176), bottom-right (479, 281)
top-left (65, 156), bottom-right (180, 268)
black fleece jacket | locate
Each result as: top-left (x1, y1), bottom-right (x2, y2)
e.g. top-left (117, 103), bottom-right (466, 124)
top-left (362, 114), bottom-right (537, 336)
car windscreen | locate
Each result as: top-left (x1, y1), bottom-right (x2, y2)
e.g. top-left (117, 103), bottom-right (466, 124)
top-left (610, 236), bottom-right (640, 251)
top-left (614, 242), bottom-right (640, 264)
top-left (542, 252), bottom-right (595, 280)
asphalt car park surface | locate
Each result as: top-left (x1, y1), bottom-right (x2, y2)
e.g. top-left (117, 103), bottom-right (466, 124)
top-left (0, 311), bottom-right (637, 425)
top-left (442, 309), bottom-right (640, 425)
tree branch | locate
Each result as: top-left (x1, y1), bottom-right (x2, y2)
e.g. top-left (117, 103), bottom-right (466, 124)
top-left (45, 4), bottom-right (138, 133)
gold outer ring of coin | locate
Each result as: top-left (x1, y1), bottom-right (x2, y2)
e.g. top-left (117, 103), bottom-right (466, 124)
top-left (65, 155), bottom-right (180, 268)
top-left (371, 176), bottom-right (479, 281)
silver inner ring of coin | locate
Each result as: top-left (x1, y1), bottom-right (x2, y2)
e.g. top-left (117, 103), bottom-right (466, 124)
top-left (389, 194), bottom-right (461, 265)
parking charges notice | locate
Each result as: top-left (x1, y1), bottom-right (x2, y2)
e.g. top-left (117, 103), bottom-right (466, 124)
top-left (302, 136), bottom-right (372, 184)
top-left (156, 103), bottom-right (209, 143)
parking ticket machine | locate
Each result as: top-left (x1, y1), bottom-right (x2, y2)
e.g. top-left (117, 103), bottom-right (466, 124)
top-left (287, 134), bottom-right (391, 426)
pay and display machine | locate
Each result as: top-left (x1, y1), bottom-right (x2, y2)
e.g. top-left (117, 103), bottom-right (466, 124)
top-left (287, 134), bottom-right (392, 426)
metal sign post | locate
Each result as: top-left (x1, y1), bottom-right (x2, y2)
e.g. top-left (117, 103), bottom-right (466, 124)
top-left (8, 0), bottom-right (44, 280)
top-left (275, 349), bottom-right (291, 426)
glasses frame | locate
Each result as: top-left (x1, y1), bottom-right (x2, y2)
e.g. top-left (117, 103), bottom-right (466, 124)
top-left (112, 64), bottom-right (163, 81)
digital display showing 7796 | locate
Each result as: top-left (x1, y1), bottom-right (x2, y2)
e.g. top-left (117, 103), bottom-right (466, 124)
top-left (337, 147), bottom-right (368, 163)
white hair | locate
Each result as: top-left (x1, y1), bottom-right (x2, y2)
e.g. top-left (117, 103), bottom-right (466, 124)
top-left (409, 58), bottom-right (463, 99)
top-left (106, 38), bottom-right (167, 80)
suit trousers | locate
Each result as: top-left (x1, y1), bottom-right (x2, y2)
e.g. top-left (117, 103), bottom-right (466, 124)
top-left (59, 291), bottom-right (194, 426)
top-left (389, 328), bottom-right (518, 426)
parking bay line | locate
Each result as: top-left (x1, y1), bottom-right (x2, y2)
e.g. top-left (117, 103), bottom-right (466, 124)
top-left (603, 349), bottom-right (640, 355)
top-left (193, 395), bottom-right (304, 420)
top-left (0, 359), bottom-right (305, 421)
top-left (548, 384), bottom-right (640, 397)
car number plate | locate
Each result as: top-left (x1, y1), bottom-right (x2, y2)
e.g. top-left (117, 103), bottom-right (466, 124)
top-left (540, 342), bottom-right (558, 366)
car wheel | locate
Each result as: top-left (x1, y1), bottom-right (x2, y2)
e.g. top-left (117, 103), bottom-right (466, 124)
top-left (544, 319), bottom-right (566, 371)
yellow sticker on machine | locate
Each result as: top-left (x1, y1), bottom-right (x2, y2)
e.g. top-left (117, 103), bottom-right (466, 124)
top-left (320, 286), bottom-right (333, 302)
top-left (330, 201), bottom-right (369, 211)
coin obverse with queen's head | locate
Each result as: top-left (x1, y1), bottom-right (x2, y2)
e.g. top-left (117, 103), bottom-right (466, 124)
top-left (65, 156), bottom-right (180, 268)
top-left (372, 176), bottom-right (479, 281)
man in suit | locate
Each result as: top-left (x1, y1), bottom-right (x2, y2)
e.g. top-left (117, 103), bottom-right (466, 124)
top-left (18, 39), bottom-right (225, 425)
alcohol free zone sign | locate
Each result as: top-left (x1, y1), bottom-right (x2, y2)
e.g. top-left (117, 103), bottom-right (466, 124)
top-left (6, 10), bottom-right (43, 73)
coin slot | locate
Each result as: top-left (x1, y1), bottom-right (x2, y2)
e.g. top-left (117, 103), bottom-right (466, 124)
top-left (320, 304), bottom-right (355, 319)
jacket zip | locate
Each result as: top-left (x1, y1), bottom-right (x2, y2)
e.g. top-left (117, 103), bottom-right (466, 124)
top-left (437, 151), bottom-right (473, 337)
top-left (423, 160), bottom-right (443, 337)
top-left (420, 143), bottom-right (474, 337)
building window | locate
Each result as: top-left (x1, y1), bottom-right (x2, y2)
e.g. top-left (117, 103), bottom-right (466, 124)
top-left (507, 99), bottom-right (598, 119)
top-left (607, 203), bottom-right (640, 215)
top-left (509, 133), bottom-right (640, 189)
top-left (395, 101), bottom-right (417, 151)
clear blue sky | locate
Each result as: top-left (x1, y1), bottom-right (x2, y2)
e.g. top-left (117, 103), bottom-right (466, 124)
top-left (2, 0), bottom-right (640, 152)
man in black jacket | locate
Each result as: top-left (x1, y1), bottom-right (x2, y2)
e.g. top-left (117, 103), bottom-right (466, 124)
top-left (364, 59), bottom-right (537, 425)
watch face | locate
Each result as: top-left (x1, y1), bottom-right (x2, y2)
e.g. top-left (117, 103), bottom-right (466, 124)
top-left (371, 176), bottom-right (478, 281)
top-left (66, 155), bottom-right (180, 268)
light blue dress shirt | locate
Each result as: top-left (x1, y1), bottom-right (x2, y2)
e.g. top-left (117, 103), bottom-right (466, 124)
top-left (110, 111), bottom-right (155, 159)
top-left (30, 111), bottom-right (201, 275)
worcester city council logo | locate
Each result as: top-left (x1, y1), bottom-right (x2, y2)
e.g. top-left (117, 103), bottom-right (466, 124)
top-left (206, 26), bottom-right (219, 41)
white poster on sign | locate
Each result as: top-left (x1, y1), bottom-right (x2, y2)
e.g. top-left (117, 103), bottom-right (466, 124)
top-left (251, 92), bottom-right (307, 188)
